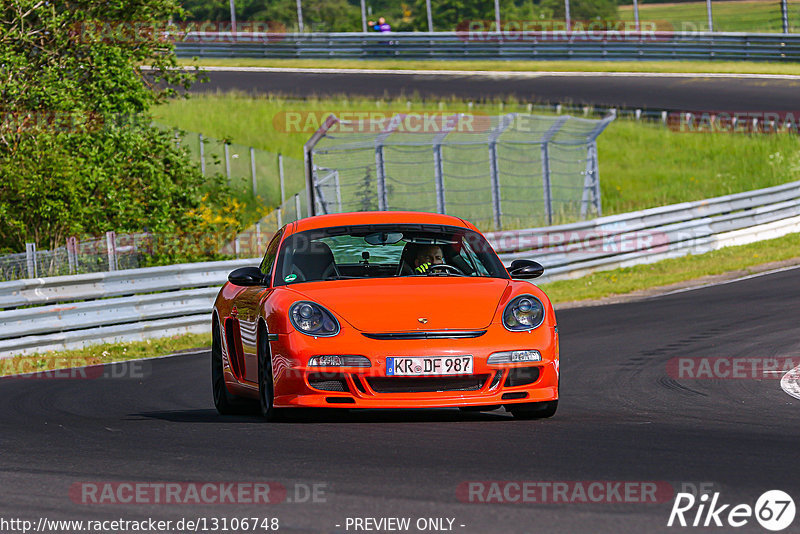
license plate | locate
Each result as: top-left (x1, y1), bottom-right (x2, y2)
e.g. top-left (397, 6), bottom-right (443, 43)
top-left (386, 356), bottom-right (473, 376)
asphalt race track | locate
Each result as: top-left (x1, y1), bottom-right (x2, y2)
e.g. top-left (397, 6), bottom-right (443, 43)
top-left (1, 267), bottom-right (798, 534)
top-left (193, 69), bottom-right (800, 112)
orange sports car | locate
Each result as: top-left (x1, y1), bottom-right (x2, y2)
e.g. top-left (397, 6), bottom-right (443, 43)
top-left (211, 211), bottom-right (559, 420)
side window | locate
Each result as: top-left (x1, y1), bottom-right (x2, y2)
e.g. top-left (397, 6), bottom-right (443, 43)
top-left (259, 230), bottom-right (283, 280)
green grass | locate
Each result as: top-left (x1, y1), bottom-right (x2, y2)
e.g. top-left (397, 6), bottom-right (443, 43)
top-left (541, 231), bottom-right (800, 303)
top-left (154, 93), bottom-right (800, 218)
top-left (619, 0), bottom-right (800, 33)
top-left (0, 333), bottom-right (211, 377)
top-left (180, 57), bottom-right (800, 75)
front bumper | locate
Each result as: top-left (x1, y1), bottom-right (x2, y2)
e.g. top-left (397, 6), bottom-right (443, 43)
top-left (268, 325), bottom-right (559, 409)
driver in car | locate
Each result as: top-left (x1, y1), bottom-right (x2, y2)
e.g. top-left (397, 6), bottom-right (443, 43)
top-left (414, 245), bottom-right (445, 274)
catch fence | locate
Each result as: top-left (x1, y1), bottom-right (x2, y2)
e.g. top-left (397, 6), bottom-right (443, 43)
top-left (302, 112), bottom-right (614, 231)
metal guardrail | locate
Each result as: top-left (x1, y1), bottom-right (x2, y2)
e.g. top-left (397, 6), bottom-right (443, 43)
top-left (174, 31), bottom-right (800, 61)
top-left (488, 180), bottom-right (800, 282)
top-left (1, 180), bottom-right (799, 357)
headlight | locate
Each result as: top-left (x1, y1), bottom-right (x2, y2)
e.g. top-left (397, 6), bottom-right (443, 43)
top-left (289, 301), bottom-right (340, 337)
top-left (502, 294), bottom-right (545, 331)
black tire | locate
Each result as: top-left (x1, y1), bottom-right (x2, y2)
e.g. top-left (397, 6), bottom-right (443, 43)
top-left (258, 325), bottom-right (285, 421)
top-left (508, 400), bottom-right (558, 419)
top-left (211, 318), bottom-right (251, 415)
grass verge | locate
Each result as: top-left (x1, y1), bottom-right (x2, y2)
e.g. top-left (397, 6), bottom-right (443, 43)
top-left (541, 231), bottom-right (800, 303)
top-left (179, 58), bottom-right (800, 76)
top-left (619, 0), bottom-right (800, 34)
top-left (154, 93), bottom-right (800, 217)
top-left (0, 333), bottom-right (210, 377)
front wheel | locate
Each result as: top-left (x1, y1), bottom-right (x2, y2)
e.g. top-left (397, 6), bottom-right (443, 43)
top-left (258, 328), bottom-right (285, 421)
top-left (508, 400), bottom-right (558, 419)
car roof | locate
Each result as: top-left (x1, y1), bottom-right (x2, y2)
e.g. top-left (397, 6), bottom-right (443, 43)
top-left (289, 211), bottom-right (478, 234)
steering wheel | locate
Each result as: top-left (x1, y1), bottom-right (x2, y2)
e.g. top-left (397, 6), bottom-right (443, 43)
top-left (426, 264), bottom-right (464, 275)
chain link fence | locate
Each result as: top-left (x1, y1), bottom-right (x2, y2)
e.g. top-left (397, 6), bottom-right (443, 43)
top-left (301, 112), bottom-right (614, 231)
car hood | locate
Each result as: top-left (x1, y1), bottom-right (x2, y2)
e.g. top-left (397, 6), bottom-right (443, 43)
top-left (288, 277), bottom-right (510, 332)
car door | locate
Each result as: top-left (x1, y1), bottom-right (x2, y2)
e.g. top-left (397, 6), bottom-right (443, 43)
top-left (234, 229), bottom-right (283, 384)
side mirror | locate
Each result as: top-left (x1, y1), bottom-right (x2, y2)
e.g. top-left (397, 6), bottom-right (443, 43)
top-left (508, 259), bottom-right (544, 279)
top-left (228, 266), bottom-right (266, 286)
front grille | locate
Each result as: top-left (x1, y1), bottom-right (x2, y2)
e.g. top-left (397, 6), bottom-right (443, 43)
top-left (367, 375), bottom-right (489, 393)
top-left (504, 367), bottom-right (541, 387)
top-left (362, 330), bottom-right (487, 340)
top-left (308, 373), bottom-right (349, 392)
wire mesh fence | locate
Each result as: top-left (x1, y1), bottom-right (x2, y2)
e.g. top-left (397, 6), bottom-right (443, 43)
top-left (304, 112), bottom-right (614, 231)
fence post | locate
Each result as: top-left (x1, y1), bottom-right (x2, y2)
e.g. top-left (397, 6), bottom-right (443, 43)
top-left (782, 0), bottom-right (789, 33)
top-left (540, 143), bottom-right (553, 225)
top-left (234, 235), bottom-right (240, 258)
top-left (374, 142), bottom-right (388, 211)
top-left (278, 153), bottom-right (286, 205)
top-left (580, 142), bottom-right (602, 218)
top-left (67, 237), bottom-right (78, 274)
top-left (295, 194), bottom-right (301, 221)
top-left (255, 223), bottom-right (261, 256)
top-left (224, 143), bottom-right (231, 184)
top-left (199, 133), bottom-right (206, 175)
top-left (250, 147), bottom-right (257, 197)
top-left (488, 142), bottom-right (502, 231)
top-left (25, 242), bottom-right (37, 278)
top-left (106, 231), bottom-right (117, 271)
top-left (277, 207), bottom-right (283, 228)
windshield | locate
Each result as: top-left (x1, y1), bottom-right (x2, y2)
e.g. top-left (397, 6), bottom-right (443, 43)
top-left (273, 224), bottom-right (508, 285)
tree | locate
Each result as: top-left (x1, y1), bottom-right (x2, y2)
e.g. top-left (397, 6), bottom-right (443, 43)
top-left (0, 0), bottom-right (239, 259)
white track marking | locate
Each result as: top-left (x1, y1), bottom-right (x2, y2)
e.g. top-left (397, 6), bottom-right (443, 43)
top-left (781, 364), bottom-right (800, 400)
top-left (179, 66), bottom-right (800, 81)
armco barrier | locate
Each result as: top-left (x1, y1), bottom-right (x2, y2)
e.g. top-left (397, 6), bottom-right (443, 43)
top-left (174, 31), bottom-right (800, 62)
top-left (1, 180), bottom-right (799, 357)
top-left (488, 180), bottom-right (800, 282)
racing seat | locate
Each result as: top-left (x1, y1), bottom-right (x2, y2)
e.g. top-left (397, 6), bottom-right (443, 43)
top-left (287, 242), bottom-right (340, 282)
top-left (396, 243), bottom-right (419, 276)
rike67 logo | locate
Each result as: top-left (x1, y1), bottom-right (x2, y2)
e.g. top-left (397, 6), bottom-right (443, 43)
top-left (668, 490), bottom-right (795, 531)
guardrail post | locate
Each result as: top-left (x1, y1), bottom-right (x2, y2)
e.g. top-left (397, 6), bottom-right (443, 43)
top-left (277, 207), bottom-right (283, 228)
top-left (199, 134), bottom-right (206, 175)
top-left (295, 193), bottom-right (301, 221)
top-left (106, 231), bottom-right (117, 271)
top-left (250, 147), bottom-right (257, 197)
top-left (25, 242), bottom-right (37, 278)
top-left (66, 237), bottom-right (78, 274)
